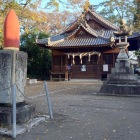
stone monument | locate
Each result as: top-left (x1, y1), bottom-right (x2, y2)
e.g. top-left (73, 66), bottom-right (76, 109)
top-left (100, 19), bottom-right (140, 95)
top-left (0, 9), bottom-right (35, 126)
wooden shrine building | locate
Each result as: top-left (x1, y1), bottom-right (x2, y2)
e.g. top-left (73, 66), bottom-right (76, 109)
top-left (36, 5), bottom-right (140, 80)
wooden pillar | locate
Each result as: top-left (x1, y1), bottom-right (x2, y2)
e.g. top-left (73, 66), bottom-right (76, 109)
top-left (52, 50), bottom-right (54, 71)
top-left (60, 56), bottom-right (63, 72)
top-left (65, 64), bottom-right (68, 81)
top-left (98, 54), bottom-right (101, 79)
top-left (64, 55), bottom-right (68, 81)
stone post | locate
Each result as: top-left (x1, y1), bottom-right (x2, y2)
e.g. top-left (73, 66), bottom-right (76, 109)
top-left (0, 50), bottom-right (27, 104)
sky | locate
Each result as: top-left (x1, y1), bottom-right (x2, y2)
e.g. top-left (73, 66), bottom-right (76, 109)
top-left (40, 0), bottom-right (105, 12)
top-left (90, 0), bottom-right (104, 5)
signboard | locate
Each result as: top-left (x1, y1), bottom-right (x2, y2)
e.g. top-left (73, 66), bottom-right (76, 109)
top-left (81, 65), bottom-right (86, 71)
top-left (103, 64), bottom-right (108, 71)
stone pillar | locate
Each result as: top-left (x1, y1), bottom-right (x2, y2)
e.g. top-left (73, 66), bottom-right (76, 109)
top-left (116, 42), bottom-right (129, 61)
top-left (0, 50), bottom-right (27, 104)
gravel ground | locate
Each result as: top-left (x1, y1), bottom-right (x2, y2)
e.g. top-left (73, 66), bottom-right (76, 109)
top-left (0, 81), bottom-right (140, 140)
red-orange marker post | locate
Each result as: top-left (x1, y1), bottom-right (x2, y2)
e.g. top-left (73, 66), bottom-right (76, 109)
top-left (4, 9), bottom-right (20, 50)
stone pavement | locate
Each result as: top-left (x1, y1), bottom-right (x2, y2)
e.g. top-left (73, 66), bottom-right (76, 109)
top-left (0, 81), bottom-right (140, 140)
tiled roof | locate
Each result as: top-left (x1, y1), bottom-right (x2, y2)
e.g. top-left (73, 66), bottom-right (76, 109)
top-left (37, 34), bottom-right (65, 45)
top-left (52, 37), bottom-right (110, 47)
top-left (36, 29), bottom-right (140, 47)
top-left (112, 31), bottom-right (140, 39)
top-left (37, 38), bottom-right (48, 44)
top-left (65, 14), bottom-right (83, 32)
top-left (128, 31), bottom-right (140, 39)
top-left (97, 30), bottom-right (114, 38)
top-left (88, 9), bottom-right (119, 30)
top-left (65, 23), bottom-right (99, 39)
top-left (51, 34), bottom-right (65, 41)
top-left (36, 5), bottom-right (140, 48)
top-left (80, 23), bottom-right (98, 37)
top-left (65, 6), bottom-right (119, 32)
top-left (36, 22), bottom-right (101, 45)
top-left (36, 29), bottom-right (114, 45)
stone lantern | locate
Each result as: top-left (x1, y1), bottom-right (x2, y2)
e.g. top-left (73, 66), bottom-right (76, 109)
top-left (100, 19), bottom-right (140, 95)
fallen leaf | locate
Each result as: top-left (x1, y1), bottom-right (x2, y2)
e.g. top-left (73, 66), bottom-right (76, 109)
top-left (113, 130), bottom-right (116, 132)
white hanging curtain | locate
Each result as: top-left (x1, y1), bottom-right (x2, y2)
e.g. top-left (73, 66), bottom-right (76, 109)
top-left (66, 51), bottom-right (101, 65)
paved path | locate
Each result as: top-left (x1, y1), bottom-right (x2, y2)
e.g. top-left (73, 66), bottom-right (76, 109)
top-left (1, 81), bottom-right (140, 140)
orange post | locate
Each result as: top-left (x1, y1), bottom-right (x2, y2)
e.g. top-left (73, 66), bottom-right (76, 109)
top-left (4, 9), bottom-right (20, 50)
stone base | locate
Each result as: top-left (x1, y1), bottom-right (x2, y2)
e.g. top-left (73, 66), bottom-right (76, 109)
top-left (99, 83), bottom-right (140, 95)
top-left (107, 74), bottom-right (138, 84)
top-left (0, 115), bottom-right (50, 137)
top-left (0, 103), bottom-right (35, 126)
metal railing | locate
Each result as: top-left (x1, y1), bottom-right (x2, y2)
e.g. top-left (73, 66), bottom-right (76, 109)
top-left (11, 81), bottom-right (53, 138)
